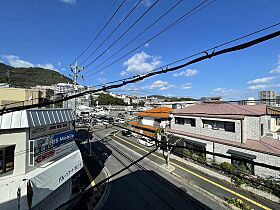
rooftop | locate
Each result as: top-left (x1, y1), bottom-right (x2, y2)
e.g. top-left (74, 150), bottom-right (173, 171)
top-left (172, 103), bottom-right (280, 119)
top-left (136, 107), bottom-right (173, 119)
top-left (0, 108), bottom-right (75, 130)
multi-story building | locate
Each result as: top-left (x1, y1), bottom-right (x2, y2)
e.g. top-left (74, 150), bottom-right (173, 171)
top-left (129, 107), bottom-right (173, 137)
top-left (54, 83), bottom-right (73, 95)
top-left (168, 103), bottom-right (280, 178)
top-left (259, 90), bottom-right (276, 107)
top-left (150, 101), bottom-right (198, 109)
top-left (0, 108), bottom-right (83, 210)
top-left (0, 87), bottom-right (47, 109)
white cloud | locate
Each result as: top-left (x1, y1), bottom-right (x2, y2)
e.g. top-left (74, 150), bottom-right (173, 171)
top-left (123, 51), bottom-right (161, 75)
top-left (247, 84), bottom-right (280, 91)
top-left (37, 63), bottom-right (59, 72)
top-left (2, 54), bottom-right (59, 72)
top-left (173, 69), bottom-right (198, 77)
top-left (211, 88), bottom-right (243, 98)
top-left (247, 76), bottom-right (276, 84)
top-left (180, 83), bottom-right (192, 90)
top-left (60, 0), bottom-right (76, 5)
top-left (149, 80), bottom-right (174, 91)
top-left (270, 55), bottom-right (280, 74)
top-left (3, 55), bottom-right (34, 68)
top-left (160, 84), bottom-right (175, 91)
top-left (150, 80), bottom-right (168, 89)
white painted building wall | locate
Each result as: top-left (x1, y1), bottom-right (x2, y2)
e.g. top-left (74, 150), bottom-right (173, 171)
top-left (141, 116), bottom-right (154, 126)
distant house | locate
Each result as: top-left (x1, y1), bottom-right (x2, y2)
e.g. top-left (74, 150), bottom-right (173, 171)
top-left (168, 103), bottom-right (280, 178)
top-left (129, 107), bottom-right (173, 137)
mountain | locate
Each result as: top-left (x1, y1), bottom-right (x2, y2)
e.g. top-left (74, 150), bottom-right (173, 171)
top-left (0, 63), bottom-right (72, 88)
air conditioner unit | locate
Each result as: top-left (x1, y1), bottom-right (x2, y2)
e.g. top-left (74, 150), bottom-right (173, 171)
top-left (266, 132), bottom-right (279, 140)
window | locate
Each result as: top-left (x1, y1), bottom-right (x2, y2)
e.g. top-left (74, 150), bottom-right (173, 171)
top-left (175, 117), bottom-right (185, 125)
top-left (50, 125), bottom-right (56, 130)
top-left (203, 120), bottom-right (235, 132)
top-left (225, 122), bottom-right (235, 132)
top-left (261, 123), bottom-right (264, 136)
top-left (190, 119), bottom-right (196, 127)
top-left (0, 145), bottom-right (15, 174)
top-left (268, 120), bottom-right (271, 131)
top-left (175, 117), bottom-right (196, 127)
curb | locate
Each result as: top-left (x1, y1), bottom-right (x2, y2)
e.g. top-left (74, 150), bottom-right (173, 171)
top-left (94, 167), bottom-right (111, 210)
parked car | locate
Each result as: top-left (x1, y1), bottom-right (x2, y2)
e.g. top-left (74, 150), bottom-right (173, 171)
top-left (121, 129), bottom-right (132, 137)
top-left (137, 137), bottom-right (155, 147)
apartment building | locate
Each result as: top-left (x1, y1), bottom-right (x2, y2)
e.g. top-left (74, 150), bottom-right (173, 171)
top-left (0, 109), bottom-right (83, 210)
top-left (150, 101), bottom-right (198, 109)
top-left (0, 87), bottom-right (47, 109)
top-left (129, 107), bottom-right (173, 137)
top-left (259, 90), bottom-right (276, 107)
top-left (168, 103), bottom-right (280, 178)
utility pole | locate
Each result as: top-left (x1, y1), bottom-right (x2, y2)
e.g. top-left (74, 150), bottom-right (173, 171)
top-left (69, 60), bottom-right (84, 116)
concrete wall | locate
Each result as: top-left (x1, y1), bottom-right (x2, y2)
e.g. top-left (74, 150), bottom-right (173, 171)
top-left (270, 117), bottom-right (280, 132)
top-left (0, 88), bottom-right (44, 109)
top-left (0, 129), bottom-right (27, 177)
top-left (141, 117), bottom-right (154, 126)
top-left (171, 115), bottom-right (242, 142)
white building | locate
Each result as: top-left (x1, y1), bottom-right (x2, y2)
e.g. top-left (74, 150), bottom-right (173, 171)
top-left (168, 103), bottom-right (280, 178)
top-left (55, 83), bottom-right (73, 95)
top-left (150, 101), bottom-right (198, 109)
top-left (0, 109), bottom-right (83, 210)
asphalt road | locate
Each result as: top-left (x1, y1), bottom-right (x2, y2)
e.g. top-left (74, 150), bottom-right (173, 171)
top-left (89, 125), bottom-right (280, 210)
top-left (90, 126), bottom-right (229, 210)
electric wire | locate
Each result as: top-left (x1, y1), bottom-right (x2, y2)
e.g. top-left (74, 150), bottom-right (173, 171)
top-left (82, 0), bottom-right (184, 75)
top-left (82, 0), bottom-right (161, 68)
top-left (73, 0), bottom-right (126, 63)
top-left (79, 0), bottom-right (143, 66)
top-left (84, 0), bottom-right (212, 77)
top-left (1, 29), bottom-right (280, 115)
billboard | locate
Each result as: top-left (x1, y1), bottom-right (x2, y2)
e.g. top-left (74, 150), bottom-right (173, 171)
top-left (29, 130), bottom-right (75, 166)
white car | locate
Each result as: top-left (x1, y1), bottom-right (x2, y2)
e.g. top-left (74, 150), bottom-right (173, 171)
top-left (137, 137), bottom-right (155, 147)
top-left (119, 119), bottom-right (125, 124)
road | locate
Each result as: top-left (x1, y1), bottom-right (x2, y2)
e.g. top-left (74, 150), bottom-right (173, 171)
top-left (88, 125), bottom-right (229, 210)
top-left (87, 125), bottom-right (280, 210)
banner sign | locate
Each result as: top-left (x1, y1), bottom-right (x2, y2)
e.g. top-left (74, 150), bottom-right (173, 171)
top-left (31, 130), bottom-right (75, 166)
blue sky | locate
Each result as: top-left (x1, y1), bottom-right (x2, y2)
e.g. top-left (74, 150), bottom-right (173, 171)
top-left (0, 0), bottom-right (280, 100)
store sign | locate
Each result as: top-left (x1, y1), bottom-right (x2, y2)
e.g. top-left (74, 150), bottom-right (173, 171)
top-left (29, 123), bottom-right (70, 139)
top-left (58, 161), bottom-right (83, 183)
top-left (31, 130), bottom-right (75, 165)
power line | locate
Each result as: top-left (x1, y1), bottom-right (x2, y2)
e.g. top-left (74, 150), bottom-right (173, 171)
top-left (73, 0), bottom-right (126, 63)
top-left (82, 0), bottom-right (184, 76)
top-left (86, 19), bottom-right (280, 78)
top-left (82, 0), bottom-right (161, 68)
top-left (84, 0), bottom-right (213, 77)
top-left (112, 124), bottom-right (280, 171)
top-left (79, 0), bottom-right (143, 66)
top-left (1, 29), bottom-right (279, 115)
